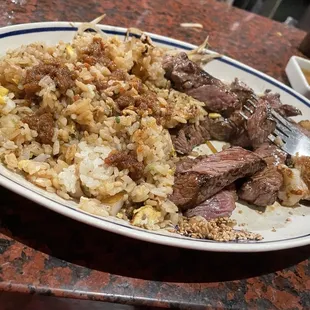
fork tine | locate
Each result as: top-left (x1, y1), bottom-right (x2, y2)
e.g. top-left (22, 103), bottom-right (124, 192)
top-left (273, 128), bottom-right (288, 142)
top-left (271, 110), bottom-right (292, 131)
top-left (239, 97), bottom-right (257, 120)
top-left (243, 105), bottom-right (254, 114)
top-left (268, 131), bottom-right (291, 155)
top-left (241, 96), bottom-right (310, 156)
top-left (268, 134), bottom-right (277, 144)
top-left (239, 111), bottom-right (248, 120)
top-left (268, 133), bottom-right (291, 153)
top-left (274, 121), bottom-right (291, 137)
top-left (247, 98), bottom-right (257, 108)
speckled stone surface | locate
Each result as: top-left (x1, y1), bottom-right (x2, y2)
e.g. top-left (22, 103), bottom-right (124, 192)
top-left (0, 0), bottom-right (309, 308)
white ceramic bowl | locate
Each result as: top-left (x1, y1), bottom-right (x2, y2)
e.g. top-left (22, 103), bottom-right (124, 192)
top-left (286, 56), bottom-right (310, 99)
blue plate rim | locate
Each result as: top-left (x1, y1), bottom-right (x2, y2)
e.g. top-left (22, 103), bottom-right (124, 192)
top-left (0, 22), bottom-right (309, 251)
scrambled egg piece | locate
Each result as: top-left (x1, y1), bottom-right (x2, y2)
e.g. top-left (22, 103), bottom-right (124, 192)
top-left (18, 160), bottom-right (50, 175)
top-left (0, 86), bottom-right (16, 114)
top-left (208, 113), bottom-right (221, 119)
top-left (131, 205), bottom-right (163, 229)
top-left (66, 45), bottom-right (77, 59)
top-left (0, 86), bottom-right (9, 98)
top-left (66, 45), bottom-right (74, 56)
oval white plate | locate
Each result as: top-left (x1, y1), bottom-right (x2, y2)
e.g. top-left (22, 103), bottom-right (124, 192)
top-left (1, 22), bottom-right (310, 252)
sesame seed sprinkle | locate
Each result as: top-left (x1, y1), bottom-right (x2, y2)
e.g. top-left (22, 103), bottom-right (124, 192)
top-left (176, 216), bottom-right (263, 242)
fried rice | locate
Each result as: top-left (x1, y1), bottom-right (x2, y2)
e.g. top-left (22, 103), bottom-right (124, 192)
top-left (0, 29), bottom-right (210, 231)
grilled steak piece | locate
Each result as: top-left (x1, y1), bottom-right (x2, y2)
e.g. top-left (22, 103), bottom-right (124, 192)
top-left (230, 130), bottom-right (252, 148)
top-left (171, 98), bottom-right (274, 153)
top-left (163, 53), bottom-right (282, 149)
top-left (170, 119), bottom-right (211, 155)
top-left (208, 117), bottom-right (237, 141)
top-left (163, 53), bottom-right (240, 115)
top-left (207, 114), bottom-right (253, 148)
top-left (185, 185), bottom-right (237, 220)
top-left (171, 115), bottom-right (251, 155)
top-left (223, 94), bottom-right (276, 149)
top-left (163, 53), bottom-right (301, 152)
top-left (163, 52), bottom-right (218, 91)
top-left (171, 115), bottom-right (244, 155)
top-left (262, 90), bottom-right (301, 117)
top-left (278, 104), bottom-right (302, 117)
top-left (230, 78), bottom-right (254, 104)
top-left (170, 146), bottom-right (266, 210)
top-left (255, 143), bottom-right (287, 165)
top-left (246, 98), bottom-right (276, 148)
top-left (238, 143), bottom-right (286, 206)
top-left (238, 167), bottom-right (283, 206)
top-left (186, 85), bottom-right (239, 116)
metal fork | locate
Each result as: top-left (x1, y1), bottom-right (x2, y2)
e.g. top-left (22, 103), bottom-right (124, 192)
top-left (240, 96), bottom-right (310, 156)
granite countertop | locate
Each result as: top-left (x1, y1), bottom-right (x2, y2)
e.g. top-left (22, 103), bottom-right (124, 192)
top-left (0, 0), bottom-right (310, 308)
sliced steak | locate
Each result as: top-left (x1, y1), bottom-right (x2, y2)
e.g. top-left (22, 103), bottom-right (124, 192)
top-left (171, 114), bottom-right (248, 155)
top-left (170, 119), bottom-right (211, 155)
top-left (170, 146), bottom-right (266, 210)
top-left (207, 114), bottom-right (253, 148)
top-left (175, 156), bottom-right (200, 173)
top-left (163, 53), bottom-right (218, 90)
top-left (246, 98), bottom-right (276, 148)
top-left (181, 100), bottom-right (274, 151)
top-left (186, 85), bottom-right (239, 116)
top-left (171, 116), bottom-right (240, 155)
top-left (208, 117), bottom-right (237, 141)
top-left (185, 185), bottom-right (237, 220)
top-left (255, 143), bottom-right (287, 165)
top-left (238, 167), bottom-right (283, 206)
top-left (278, 104), bottom-right (302, 118)
top-left (262, 90), bottom-right (301, 117)
top-left (242, 91), bottom-right (300, 147)
top-left (163, 52), bottom-right (240, 115)
top-left (163, 53), bottom-right (301, 151)
top-left (230, 130), bottom-right (252, 148)
top-left (230, 78), bottom-right (254, 105)
top-left (238, 143), bottom-right (286, 206)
